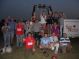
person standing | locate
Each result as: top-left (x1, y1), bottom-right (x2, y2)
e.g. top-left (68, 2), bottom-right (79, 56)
top-left (32, 20), bottom-right (41, 47)
top-left (8, 18), bottom-right (16, 45)
top-left (25, 20), bottom-right (33, 37)
top-left (46, 12), bottom-right (53, 35)
top-left (39, 12), bottom-right (47, 24)
top-left (16, 20), bottom-right (24, 47)
top-left (1, 22), bottom-right (11, 47)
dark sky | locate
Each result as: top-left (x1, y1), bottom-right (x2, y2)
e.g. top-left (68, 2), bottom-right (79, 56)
top-left (0, 0), bottom-right (79, 19)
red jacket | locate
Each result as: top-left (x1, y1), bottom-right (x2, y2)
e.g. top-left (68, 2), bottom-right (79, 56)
top-left (16, 23), bottom-right (24, 35)
top-left (23, 36), bottom-right (36, 49)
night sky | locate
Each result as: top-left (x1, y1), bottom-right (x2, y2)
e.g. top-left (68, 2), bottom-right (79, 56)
top-left (0, 0), bottom-right (79, 19)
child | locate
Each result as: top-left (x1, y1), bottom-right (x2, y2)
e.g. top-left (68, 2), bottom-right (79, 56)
top-left (23, 32), bottom-right (36, 55)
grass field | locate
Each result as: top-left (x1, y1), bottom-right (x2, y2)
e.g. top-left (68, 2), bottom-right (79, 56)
top-left (0, 38), bottom-right (79, 59)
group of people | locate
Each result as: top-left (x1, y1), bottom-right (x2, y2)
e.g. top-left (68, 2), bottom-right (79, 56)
top-left (0, 11), bottom-right (71, 59)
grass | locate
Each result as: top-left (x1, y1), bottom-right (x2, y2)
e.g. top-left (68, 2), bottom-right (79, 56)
top-left (0, 38), bottom-right (79, 59)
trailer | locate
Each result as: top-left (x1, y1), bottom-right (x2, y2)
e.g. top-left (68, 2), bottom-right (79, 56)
top-left (60, 19), bottom-right (79, 38)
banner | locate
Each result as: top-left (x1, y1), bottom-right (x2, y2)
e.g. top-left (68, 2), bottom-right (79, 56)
top-left (63, 19), bottom-right (79, 37)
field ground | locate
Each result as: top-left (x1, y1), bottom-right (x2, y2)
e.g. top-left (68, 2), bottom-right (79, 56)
top-left (0, 37), bottom-right (79, 59)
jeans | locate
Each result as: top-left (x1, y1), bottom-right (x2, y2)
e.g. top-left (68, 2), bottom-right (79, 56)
top-left (9, 31), bottom-right (14, 44)
top-left (16, 34), bottom-right (24, 47)
top-left (3, 32), bottom-right (10, 47)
